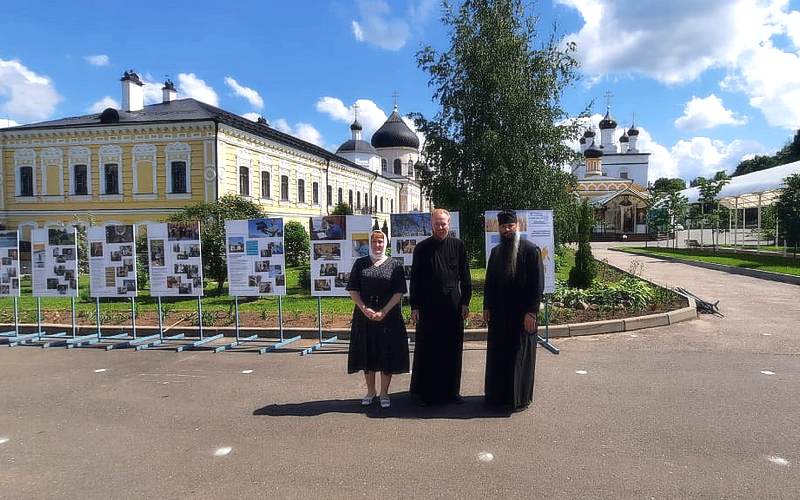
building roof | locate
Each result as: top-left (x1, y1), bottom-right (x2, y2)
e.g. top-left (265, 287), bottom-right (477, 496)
top-left (336, 139), bottom-right (377, 155)
top-left (371, 109), bottom-right (420, 149)
top-left (589, 187), bottom-right (650, 206)
top-left (679, 160), bottom-right (800, 208)
top-left (3, 98), bottom-right (405, 184)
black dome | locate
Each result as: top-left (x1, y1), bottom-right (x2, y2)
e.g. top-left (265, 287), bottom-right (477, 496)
top-left (350, 119), bottom-right (362, 131)
top-left (628, 126), bottom-right (639, 136)
top-left (579, 137), bottom-right (587, 144)
top-left (599, 110), bottom-right (617, 129)
top-left (336, 139), bottom-right (377, 154)
top-left (99, 108), bottom-right (120, 124)
top-left (584, 146), bottom-right (603, 159)
top-left (619, 134), bottom-right (629, 143)
top-left (371, 110), bottom-right (420, 149)
top-left (583, 129), bottom-right (596, 137)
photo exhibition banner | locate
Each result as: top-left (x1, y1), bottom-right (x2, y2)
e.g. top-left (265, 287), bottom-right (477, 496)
top-left (0, 230), bottom-right (21, 297)
top-left (31, 227), bottom-right (79, 297)
top-left (309, 215), bottom-right (373, 297)
top-left (88, 224), bottom-right (138, 298)
top-left (389, 212), bottom-right (460, 292)
top-left (147, 221), bottom-right (204, 297)
top-left (484, 210), bottom-right (556, 294)
top-left (225, 218), bottom-right (286, 296)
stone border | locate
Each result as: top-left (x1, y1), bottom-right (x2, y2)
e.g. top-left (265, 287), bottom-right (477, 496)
top-left (611, 247), bottom-right (800, 286)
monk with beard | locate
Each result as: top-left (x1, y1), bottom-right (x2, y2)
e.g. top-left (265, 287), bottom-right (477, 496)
top-left (483, 210), bottom-right (544, 412)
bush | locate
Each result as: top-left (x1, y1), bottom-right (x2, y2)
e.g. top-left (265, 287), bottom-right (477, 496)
top-left (298, 264), bottom-right (311, 291)
top-left (285, 221), bottom-right (310, 267)
top-left (331, 202), bottom-right (353, 215)
top-left (568, 199), bottom-right (596, 288)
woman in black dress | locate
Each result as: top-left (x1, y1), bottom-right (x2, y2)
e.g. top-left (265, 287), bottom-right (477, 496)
top-left (346, 230), bottom-right (409, 408)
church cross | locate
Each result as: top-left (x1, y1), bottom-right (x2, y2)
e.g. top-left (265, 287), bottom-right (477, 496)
top-left (603, 90), bottom-right (614, 111)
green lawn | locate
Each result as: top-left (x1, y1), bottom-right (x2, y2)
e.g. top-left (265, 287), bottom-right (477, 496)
top-left (617, 247), bottom-right (800, 277)
top-left (0, 248), bottom-right (583, 324)
top-left (720, 244), bottom-right (798, 254)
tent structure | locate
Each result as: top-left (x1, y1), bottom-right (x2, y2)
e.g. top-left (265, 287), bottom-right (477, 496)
top-left (680, 160), bottom-right (800, 209)
top-left (678, 160), bottom-right (800, 248)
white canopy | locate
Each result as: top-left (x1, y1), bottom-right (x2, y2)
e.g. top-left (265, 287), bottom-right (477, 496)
top-left (680, 160), bottom-right (800, 208)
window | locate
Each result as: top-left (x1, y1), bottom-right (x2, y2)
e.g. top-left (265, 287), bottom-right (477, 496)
top-left (348, 189), bottom-right (353, 207)
top-left (170, 161), bottom-right (187, 194)
top-left (374, 195), bottom-right (378, 210)
top-left (338, 188), bottom-right (343, 205)
top-left (261, 171), bottom-right (271, 199)
top-left (104, 164), bottom-right (119, 194)
top-left (297, 178), bottom-right (305, 203)
top-left (380, 197), bottom-right (384, 212)
top-left (407, 159), bottom-right (414, 176)
top-left (394, 159), bottom-right (402, 175)
top-left (20, 166), bottom-right (34, 197)
top-left (74, 165), bottom-right (88, 195)
top-left (381, 159), bottom-right (387, 171)
top-left (619, 168), bottom-right (629, 179)
top-left (390, 199), bottom-right (394, 213)
top-left (281, 175), bottom-right (290, 201)
top-left (239, 166), bottom-right (250, 196)
top-left (357, 191), bottom-right (361, 209)
top-left (312, 182), bottom-right (319, 204)
top-left (327, 185), bottom-right (333, 206)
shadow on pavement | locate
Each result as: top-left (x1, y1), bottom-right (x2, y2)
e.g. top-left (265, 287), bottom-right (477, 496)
top-left (253, 392), bottom-right (512, 419)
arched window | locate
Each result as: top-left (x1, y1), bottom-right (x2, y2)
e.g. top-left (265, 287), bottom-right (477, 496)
top-left (407, 159), bottom-right (414, 177)
top-left (261, 171), bottom-right (271, 199)
top-left (19, 166), bottom-right (34, 197)
top-left (380, 197), bottom-right (384, 212)
top-left (312, 182), bottom-right (319, 204)
top-left (327, 185), bottom-right (333, 206)
top-left (390, 199), bottom-right (394, 213)
top-left (338, 188), bottom-right (343, 205)
top-left (348, 189), bottom-right (353, 207)
top-left (394, 159), bottom-right (402, 175)
top-left (297, 178), bottom-right (305, 203)
top-left (381, 159), bottom-right (387, 171)
top-left (281, 175), bottom-right (289, 201)
top-left (170, 161), bottom-right (187, 194)
top-left (239, 166), bottom-right (250, 196)
top-left (73, 165), bottom-right (88, 195)
top-left (374, 195), bottom-right (378, 210)
top-left (357, 191), bottom-right (361, 209)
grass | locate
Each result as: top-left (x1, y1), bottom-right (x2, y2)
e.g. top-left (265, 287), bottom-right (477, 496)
top-left (720, 244), bottom-right (798, 254)
top-left (616, 246), bottom-right (800, 277)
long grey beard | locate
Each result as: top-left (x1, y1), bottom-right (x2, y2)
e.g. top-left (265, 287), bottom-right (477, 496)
top-left (502, 232), bottom-right (520, 280)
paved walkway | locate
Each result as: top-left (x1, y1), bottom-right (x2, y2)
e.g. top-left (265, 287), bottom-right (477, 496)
top-left (0, 245), bottom-right (797, 499)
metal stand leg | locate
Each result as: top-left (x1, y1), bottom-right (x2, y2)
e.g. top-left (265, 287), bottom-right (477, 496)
top-left (278, 295), bottom-right (284, 342)
top-left (197, 296), bottom-right (204, 340)
top-left (234, 296), bottom-right (240, 342)
top-left (157, 297), bottom-right (163, 340)
top-left (96, 297), bottom-right (101, 339)
top-left (536, 296), bottom-right (559, 355)
top-left (14, 296), bottom-right (19, 336)
top-left (131, 297), bottom-right (137, 339)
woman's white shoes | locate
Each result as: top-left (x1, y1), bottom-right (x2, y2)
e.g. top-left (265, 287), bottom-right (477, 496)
top-left (361, 394), bottom-right (376, 406)
top-left (379, 396), bottom-right (391, 408)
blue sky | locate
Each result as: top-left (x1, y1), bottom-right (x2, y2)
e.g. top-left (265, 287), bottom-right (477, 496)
top-left (2, 0), bottom-right (800, 183)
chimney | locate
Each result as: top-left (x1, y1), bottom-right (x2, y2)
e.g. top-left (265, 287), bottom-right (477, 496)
top-left (162, 79), bottom-right (177, 103)
top-left (121, 70), bottom-right (144, 112)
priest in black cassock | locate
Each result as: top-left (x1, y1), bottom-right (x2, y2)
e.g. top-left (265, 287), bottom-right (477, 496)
top-left (409, 208), bottom-right (472, 405)
top-left (483, 210), bottom-right (544, 412)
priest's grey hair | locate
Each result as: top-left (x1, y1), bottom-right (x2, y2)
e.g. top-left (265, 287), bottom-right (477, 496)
top-left (505, 230), bottom-right (521, 279)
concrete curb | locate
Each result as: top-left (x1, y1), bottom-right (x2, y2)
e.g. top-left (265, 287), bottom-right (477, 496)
top-left (610, 247), bottom-right (800, 286)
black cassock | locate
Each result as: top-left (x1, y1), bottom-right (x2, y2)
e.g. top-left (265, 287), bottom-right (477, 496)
top-left (409, 236), bottom-right (472, 403)
top-left (484, 238), bottom-right (544, 410)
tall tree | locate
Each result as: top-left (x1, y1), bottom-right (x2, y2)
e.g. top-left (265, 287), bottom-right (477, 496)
top-left (733, 129), bottom-right (800, 177)
top-left (775, 174), bottom-right (800, 246)
top-left (650, 177), bottom-right (686, 196)
top-left (412, 0), bottom-right (582, 258)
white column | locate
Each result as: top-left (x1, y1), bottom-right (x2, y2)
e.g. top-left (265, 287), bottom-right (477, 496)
top-left (743, 206), bottom-right (747, 248)
top-left (756, 194), bottom-right (762, 253)
top-left (734, 198), bottom-right (739, 249)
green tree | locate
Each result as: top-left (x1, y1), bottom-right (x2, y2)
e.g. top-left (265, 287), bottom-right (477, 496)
top-left (650, 177), bottom-right (686, 196)
top-left (734, 129), bottom-right (800, 176)
top-left (169, 194), bottom-right (265, 292)
top-left (331, 202), bottom-right (353, 216)
top-left (568, 199), bottom-right (595, 288)
top-left (284, 221), bottom-right (310, 267)
top-left (412, 0), bottom-right (582, 259)
top-left (775, 173), bottom-right (800, 246)
top-left (697, 172), bottom-right (730, 247)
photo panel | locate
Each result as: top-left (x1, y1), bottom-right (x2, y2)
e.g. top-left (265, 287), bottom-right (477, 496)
top-left (389, 212), bottom-right (460, 295)
top-left (309, 215), bottom-right (373, 296)
top-left (0, 230), bottom-right (21, 297)
top-left (31, 227), bottom-right (79, 297)
top-left (224, 218), bottom-right (286, 296)
top-left (148, 222), bottom-right (203, 297)
top-left (87, 225), bottom-right (138, 298)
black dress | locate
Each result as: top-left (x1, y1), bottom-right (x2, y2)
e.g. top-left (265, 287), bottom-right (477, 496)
top-left (346, 256), bottom-right (409, 375)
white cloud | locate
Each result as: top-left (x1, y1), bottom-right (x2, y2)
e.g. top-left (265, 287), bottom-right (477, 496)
top-left (674, 94), bottom-right (746, 130)
top-left (272, 118), bottom-right (325, 147)
top-left (351, 0), bottom-right (411, 51)
top-left (0, 58), bottom-right (62, 122)
top-left (224, 77), bottom-right (263, 109)
top-left (242, 112), bottom-right (262, 122)
top-left (84, 54), bottom-right (110, 66)
top-left (87, 96), bottom-right (120, 113)
top-left (177, 73), bottom-right (218, 106)
top-left (140, 74), bottom-right (166, 105)
top-left (316, 96), bottom-right (388, 137)
top-left (0, 118), bottom-right (19, 128)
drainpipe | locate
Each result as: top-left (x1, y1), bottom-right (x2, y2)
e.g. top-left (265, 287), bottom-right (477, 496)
top-left (325, 159), bottom-right (330, 215)
top-left (214, 120), bottom-right (220, 201)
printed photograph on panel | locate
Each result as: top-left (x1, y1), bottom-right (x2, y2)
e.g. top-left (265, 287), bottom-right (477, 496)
top-left (310, 216), bottom-right (346, 240)
top-left (248, 218), bottom-right (283, 238)
top-left (391, 213), bottom-right (431, 237)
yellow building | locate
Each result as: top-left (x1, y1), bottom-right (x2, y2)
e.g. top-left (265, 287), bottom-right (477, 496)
top-left (0, 71), bottom-right (426, 247)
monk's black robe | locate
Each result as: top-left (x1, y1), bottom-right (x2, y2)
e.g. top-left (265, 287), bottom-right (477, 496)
top-left (484, 238), bottom-right (544, 410)
top-left (409, 235), bottom-right (472, 403)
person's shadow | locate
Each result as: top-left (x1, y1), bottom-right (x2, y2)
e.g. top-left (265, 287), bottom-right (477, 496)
top-left (253, 392), bottom-right (512, 419)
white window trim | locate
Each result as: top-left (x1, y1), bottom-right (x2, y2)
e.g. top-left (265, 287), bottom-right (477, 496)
top-left (99, 145), bottom-right (123, 197)
top-left (15, 149), bottom-right (37, 199)
top-left (132, 143), bottom-right (158, 198)
top-left (237, 149), bottom-right (253, 198)
top-left (68, 146), bottom-right (92, 199)
top-left (165, 142), bottom-right (191, 198)
top-left (40, 147), bottom-right (64, 198)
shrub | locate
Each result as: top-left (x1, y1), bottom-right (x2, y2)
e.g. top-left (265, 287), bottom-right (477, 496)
top-left (568, 199), bottom-right (596, 288)
top-left (285, 221), bottom-right (310, 267)
top-left (298, 265), bottom-right (311, 291)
